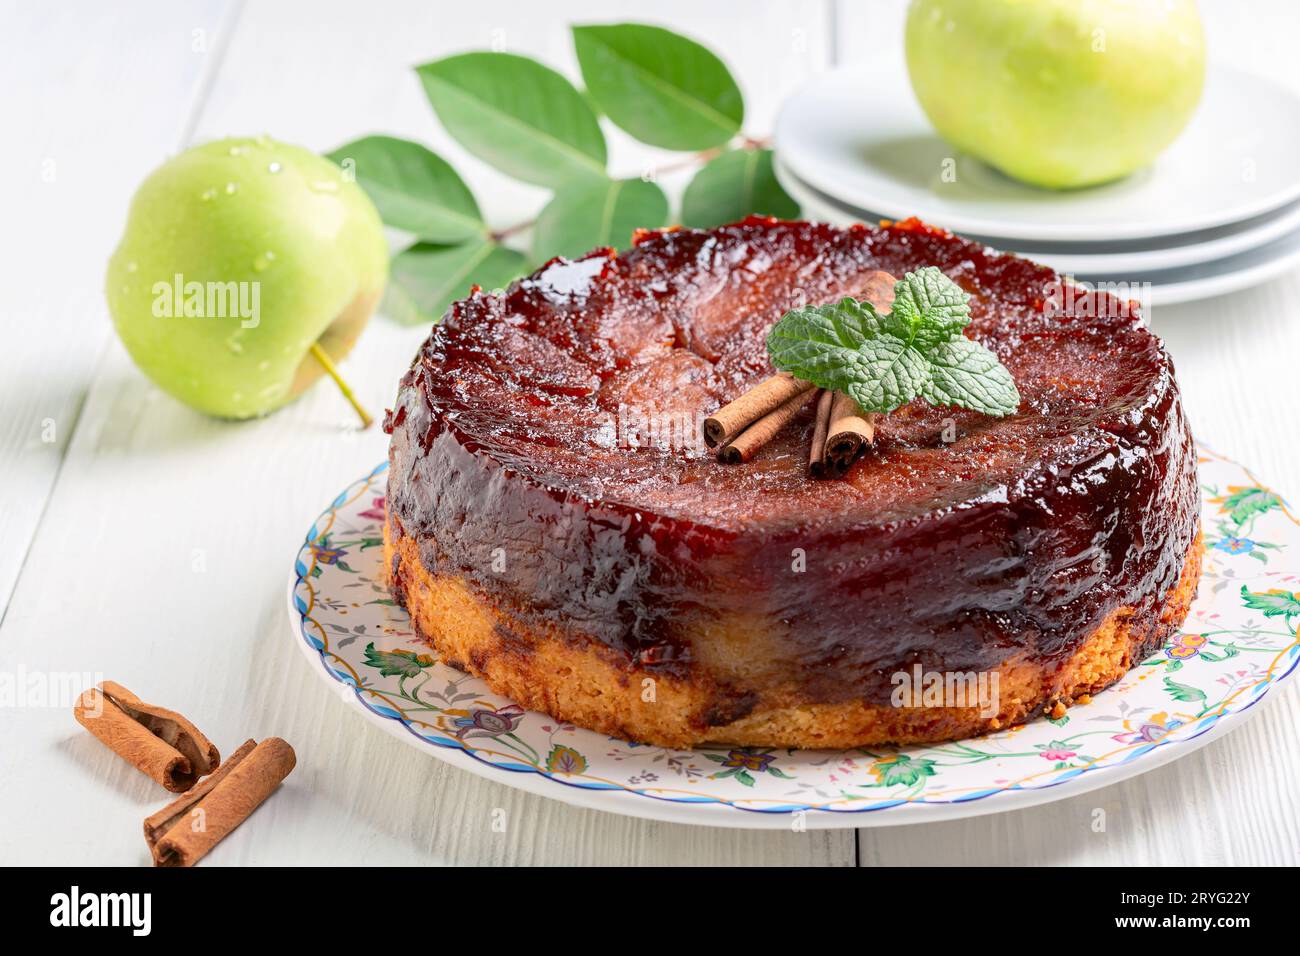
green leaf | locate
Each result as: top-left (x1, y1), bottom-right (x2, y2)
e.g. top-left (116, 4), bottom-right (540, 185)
top-left (680, 149), bottom-right (799, 228)
top-left (767, 267), bottom-right (1020, 417)
top-left (845, 336), bottom-right (930, 413)
top-left (327, 135), bottom-right (483, 242)
top-left (383, 239), bottom-right (526, 326)
top-left (1217, 487), bottom-right (1282, 526)
top-left (765, 297), bottom-right (887, 394)
top-left (531, 177), bottom-right (668, 263)
top-left (871, 755), bottom-right (937, 788)
top-left (362, 643), bottom-right (435, 678)
top-left (572, 23), bottom-right (743, 150)
top-left (920, 338), bottom-right (1021, 416)
top-left (416, 52), bottom-right (606, 188)
top-left (1162, 677), bottom-right (1207, 704)
top-left (544, 744), bottom-right (588, 775)
top-left (1239, 585), bottom-right (1300, 620)
top-left (765, 299), bottom-right (932, 414)
top-left (883, 266), bottom-right (971, 349)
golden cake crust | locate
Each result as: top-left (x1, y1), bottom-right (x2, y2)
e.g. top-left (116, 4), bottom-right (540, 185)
top-left (386, 520), bottom-right (1201, 749)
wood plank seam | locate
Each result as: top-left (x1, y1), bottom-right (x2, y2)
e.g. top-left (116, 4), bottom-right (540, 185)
top-left (0, 0), bottom-right (246, 629)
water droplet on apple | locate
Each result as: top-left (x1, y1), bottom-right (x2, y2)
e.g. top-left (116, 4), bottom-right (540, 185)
top-left (224, 182), bottom-right (238, 195)
top-left (125, 261), bottom-right (138, 273)
top-left (253, 251), bottom-right (276, 271)
top-left (309, 179), bottom-right (339, 194)
top-left (200, 188), bottom-right (217, 202)
top-left (257, 360), bottom-right (271, 372)
top-left (268, 161), bottom-right (282, 174)
top-left (229, 145), bottom-right (247, 156)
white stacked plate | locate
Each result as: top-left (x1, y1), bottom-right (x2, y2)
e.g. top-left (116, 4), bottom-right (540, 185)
top-left (774, 63), bottom-right (1300, 305)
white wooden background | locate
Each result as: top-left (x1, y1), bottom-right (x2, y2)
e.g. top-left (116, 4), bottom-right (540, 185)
top-left (2, 0), bottom-right (1298, 866)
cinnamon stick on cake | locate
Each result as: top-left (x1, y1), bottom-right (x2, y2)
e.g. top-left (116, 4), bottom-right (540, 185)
top-left (708, 271), bottom-right (897, 472)
top-left (825, 391), bottom-right (877, 475)
top-left (718, 387), bottom-right (818, 463)
top-left (808, 389), bottom-right (833, 476)
top-left (703, 372), bottom-right (814, 449)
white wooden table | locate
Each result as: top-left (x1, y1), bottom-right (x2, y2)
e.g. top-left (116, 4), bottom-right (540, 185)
top-left (2, 0), bottom-right (1297, 866)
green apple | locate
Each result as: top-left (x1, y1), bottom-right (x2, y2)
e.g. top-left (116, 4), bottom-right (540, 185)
top-left (106, 136), bottom-right (388, 419)
top-left (905, 0), bottom-right (1205, 189)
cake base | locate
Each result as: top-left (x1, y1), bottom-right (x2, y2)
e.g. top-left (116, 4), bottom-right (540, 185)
top-left (385, 521), bottom-right (1202, 750)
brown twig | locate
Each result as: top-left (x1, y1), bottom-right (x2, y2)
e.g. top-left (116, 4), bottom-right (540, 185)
top-left (489, 136), bottom-right (769, 243)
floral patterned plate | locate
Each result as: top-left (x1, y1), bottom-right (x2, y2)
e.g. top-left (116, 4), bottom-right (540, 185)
top-left (288, 447), bottom-right (1300, 828)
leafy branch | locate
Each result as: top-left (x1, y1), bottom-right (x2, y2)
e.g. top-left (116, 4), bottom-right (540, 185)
top-left (327, 22), bottom-right (798, 326)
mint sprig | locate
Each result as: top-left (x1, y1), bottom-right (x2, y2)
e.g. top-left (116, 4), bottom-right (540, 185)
top-left (765, 267), bottom-right (1020, 417)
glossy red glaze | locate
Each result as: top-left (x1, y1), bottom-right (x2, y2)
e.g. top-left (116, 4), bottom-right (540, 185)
top-left (385, 218), bottom-right (1198, 703)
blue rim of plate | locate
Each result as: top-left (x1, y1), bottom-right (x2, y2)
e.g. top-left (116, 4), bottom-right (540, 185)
top-left (289, 454), bottom-right (1300, 818)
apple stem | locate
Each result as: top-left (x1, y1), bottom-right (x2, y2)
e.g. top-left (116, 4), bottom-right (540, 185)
top-left (310, 342), bottom-right (373, 429)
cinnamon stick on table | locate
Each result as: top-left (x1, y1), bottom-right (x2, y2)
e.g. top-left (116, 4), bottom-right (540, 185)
top-left (146, 737), bottom-right (296, 867)
top-left (703, 372), bottom-right (814, 449)
top-left (143, 739), bottom-right (257, 852)
top-left (73, 681), bottom-right (219, 792)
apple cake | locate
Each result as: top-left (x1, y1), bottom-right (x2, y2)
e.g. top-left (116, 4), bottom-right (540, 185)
top-left (382, 217), bottom-right (1200, 749)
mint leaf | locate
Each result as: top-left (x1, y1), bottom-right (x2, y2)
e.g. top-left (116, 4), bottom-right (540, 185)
top-left (681, 149), bottom-right (799, 228)
top-left (846, 338), bottom-right (930, 411)
top-left (327, 135), bottom-right (483, 242)
top-left (921, 338), bottom-right (1020, 416)
top-left (765, 297), bottom-right (888, 394)
top-left (881, 266), bottom-right (971, 349)
top-left (416, 53), bottom-right (606, 189)
top-left (531, 177), bottom-right (668, 264)
top-left (766, 268), bottom-right (1020, 417)
top-left (572, 23), bottom-right (743, 150)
